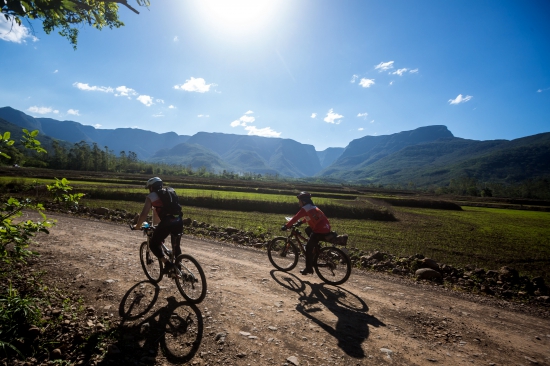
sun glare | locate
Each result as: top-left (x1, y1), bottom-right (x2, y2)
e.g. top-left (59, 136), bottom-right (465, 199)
top-left (199, 0), bottom-right (281, 34)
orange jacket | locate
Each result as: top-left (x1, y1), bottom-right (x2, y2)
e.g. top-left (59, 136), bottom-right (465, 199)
top-left (286, 204), bottom-right (331, 234)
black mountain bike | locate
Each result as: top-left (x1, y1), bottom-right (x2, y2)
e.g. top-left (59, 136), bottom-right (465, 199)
top-left (132, 223), bottom-right (207, 304)
top-left (268, 220), bottom-right (352, 285)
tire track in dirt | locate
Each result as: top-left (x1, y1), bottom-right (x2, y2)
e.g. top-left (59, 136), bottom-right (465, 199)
top-left (28, 212), bottom-right (550, 366)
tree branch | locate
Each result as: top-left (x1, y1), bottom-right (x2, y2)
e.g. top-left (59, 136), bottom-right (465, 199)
top-left (99, 0), bottom-right (141, 14)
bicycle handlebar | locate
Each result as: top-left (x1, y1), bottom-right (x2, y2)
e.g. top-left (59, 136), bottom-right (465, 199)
top-left (129, 222), bottom-right (154, 231)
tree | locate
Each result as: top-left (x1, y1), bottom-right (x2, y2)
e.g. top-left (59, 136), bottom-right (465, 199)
top-left (2, 0), bottom-right (150, 49)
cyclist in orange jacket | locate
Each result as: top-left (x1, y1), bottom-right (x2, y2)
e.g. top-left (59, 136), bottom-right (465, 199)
top-left (282, 192), bottom-right (331, 275)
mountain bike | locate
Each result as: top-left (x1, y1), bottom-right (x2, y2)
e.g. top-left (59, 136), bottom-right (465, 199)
top-left (131, 223), bottom-right (207, 304)
top-left (267, 219), bottom-right (351, 285)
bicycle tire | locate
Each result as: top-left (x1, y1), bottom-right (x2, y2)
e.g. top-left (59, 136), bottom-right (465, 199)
top-left (267, 237), bottom-right (299, 271)
top-left (314, 246), bottom-right (351, 285)
top-left (175, 254), bottom-right (207, 304)
top-left (140, 241), bottom-right (163, 283)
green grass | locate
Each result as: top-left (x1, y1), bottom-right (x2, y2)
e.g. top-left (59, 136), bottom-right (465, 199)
top-left (80, 198), bottom-right (550, 281)
top-left (5, 173), bottom-right (549, 280)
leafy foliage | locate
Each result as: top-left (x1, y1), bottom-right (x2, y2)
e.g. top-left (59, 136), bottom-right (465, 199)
top-left (46, 177), bottom-right (85, 207)
top-left (0, 131), bottom-right (15, 159)
top-left (0, 281), bottom-right (42, 357)
top-left (0, 197), bottom-right (52, 262)
top-left (0, 129), bottom-right (54, 262)
top-left (1, 0), bottom-right (150, 49)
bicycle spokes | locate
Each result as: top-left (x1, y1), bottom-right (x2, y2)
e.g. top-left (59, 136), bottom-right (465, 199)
top-left (314, 247), bottom-right (351, 285)
top-left (146, 250), bottom-right (154, 265)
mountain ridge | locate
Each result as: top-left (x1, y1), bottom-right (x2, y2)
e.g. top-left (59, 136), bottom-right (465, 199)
top-left (1, 106), bottom-right (549, 186)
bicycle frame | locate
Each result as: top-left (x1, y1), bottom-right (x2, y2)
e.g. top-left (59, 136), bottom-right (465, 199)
top-left (284, 224), bottom-right (322, 258)
top-left (141, 224), bottom-right (195, 280)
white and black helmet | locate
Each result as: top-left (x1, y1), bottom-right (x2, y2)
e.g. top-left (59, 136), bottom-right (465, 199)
top-left (145, 177), bottom-right (163, 191)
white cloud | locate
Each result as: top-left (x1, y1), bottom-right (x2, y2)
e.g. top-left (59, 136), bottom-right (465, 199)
top-left (173, 36), bottom-right (179, 42)
top-left (137, 95), bottom-right (154, 107)
top-left (67, 109), bottom-right (80, 116)
top-left (156, 99), bottom-right (164, 104)
top-left (198, 114), bottom-right (210, 118)
top-left (357, 112), bottom-right (368, 119)
top-left (375, 61), bottom-right (394, 72)
top-left (0, 17), bottom-right (38, 43)
top-left (27, 106), bottom-right (58, 115)
top-left (324, 109), bottom-right (343, 124)
top-left (359, 78), bottom-right (375, 88)
top-left (350, 74), bottom-right (359, 83)
top-left (168, 105), bottom-right (176, 109)
top-left (358, 127), bottom-right (364, 131)
top-left (73, 82), bottom-right (114, 93)
top-left (245, 110), bottom-right (254, 114)
top-left (174, 77), bottom-right (215, 93)
top-left (245, 126), bottom-right (281, 137)
top-left (370, 120), bottom-right (375, 123)
top-left (448, 94), bottom-right (473, 105)
top-left (409, 68), bottom-right (419, 74)
top-left (153, 112), bottom-right (164, 117)
top-left (54, 70), bottom-right (58, 74)
top-left (389, 81), bottom-right (394, 86)
top-left (114, 86), bottom-right (137, 97)
top-left (230, 114), bottom-right (255, 127)
top-left (311, 113), bottom-right (317, 119)
top-left (93, 124), bottom-right (102, 128)
top-left (392, 68), bottom-right (408, 76)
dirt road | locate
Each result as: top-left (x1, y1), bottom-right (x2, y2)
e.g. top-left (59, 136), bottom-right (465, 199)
top-left (29, 212), bottom-right (550, 366)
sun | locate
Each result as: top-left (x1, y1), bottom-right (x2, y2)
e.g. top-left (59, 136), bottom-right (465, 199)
top-left (197, 0), bottom-right (283, 34)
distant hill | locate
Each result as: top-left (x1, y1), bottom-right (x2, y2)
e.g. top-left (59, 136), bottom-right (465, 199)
top-left (320, 132), bottom-right (550, 185)
top-left (317, 147), bottom-right (345, 169)
top-left (0, 107), bottom-right (190, 160)
top-left (2, 106), bottom-right (549, 186)
top-left (150, 143), bottom-right (233, 172)
top-left (164, 132), bottom-right (323, 177)
top-left (319, 125), bottom-right (454, 176)
top-left (0, 117), bottom-right (72, 153)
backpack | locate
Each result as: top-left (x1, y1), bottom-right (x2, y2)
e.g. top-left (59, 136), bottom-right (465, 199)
top-left (157, 187), bottom-right (182, 219)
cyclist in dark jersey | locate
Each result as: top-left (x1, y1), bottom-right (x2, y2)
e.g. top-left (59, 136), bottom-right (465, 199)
top-left (282, 192), bottom-right (331, 275)
top-left (133, 177), bottom-right (183, 273)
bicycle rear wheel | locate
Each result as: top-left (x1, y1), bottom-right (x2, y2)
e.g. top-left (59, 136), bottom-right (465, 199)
top-left (140, 241), bottom-right (163, 283)
top-left (314, 246), bottom-right (351, 285)
top-left (267, 237), bottom-right (299, 271)
top-left (175, 254), bottom-right (207, 304)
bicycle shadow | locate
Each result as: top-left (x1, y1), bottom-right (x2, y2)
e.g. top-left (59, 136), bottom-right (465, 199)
top-left (270, 270), bottom-right (385, 359)
top-left (98, 280), bottom-right (204, 365)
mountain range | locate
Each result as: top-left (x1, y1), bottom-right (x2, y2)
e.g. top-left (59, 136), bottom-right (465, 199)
top-left (1, 106), bottom-right (549, 186)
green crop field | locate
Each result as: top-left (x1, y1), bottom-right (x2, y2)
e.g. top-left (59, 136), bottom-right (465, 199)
top-left (3, 173), bottom-right (549, 281)
top-left (81, 197), bottom-right (550, 281)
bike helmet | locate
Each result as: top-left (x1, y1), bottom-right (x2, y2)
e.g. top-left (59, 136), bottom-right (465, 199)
top-left (297, 191), bottom-right (313, 205)
top-left (145, 177), bottom-right (163, 191)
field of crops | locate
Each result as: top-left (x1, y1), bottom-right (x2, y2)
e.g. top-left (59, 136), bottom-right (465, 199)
top-left (81, 197), bottom-right (550, 281)
top-left (2, 173), bottom-right (549, 281)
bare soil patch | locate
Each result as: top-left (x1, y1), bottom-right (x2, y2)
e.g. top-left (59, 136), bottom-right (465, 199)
top-left (23, 212), bottom-right (550, 365)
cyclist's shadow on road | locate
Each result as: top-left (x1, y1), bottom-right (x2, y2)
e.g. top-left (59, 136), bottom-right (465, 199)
top-left (270, 270), bottom-right (385, 359)
top-left (99, 280), bottom-right (204, 365)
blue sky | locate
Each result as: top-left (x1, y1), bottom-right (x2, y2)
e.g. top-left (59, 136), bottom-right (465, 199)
top-left (1, 0), bottom-right (549, 151)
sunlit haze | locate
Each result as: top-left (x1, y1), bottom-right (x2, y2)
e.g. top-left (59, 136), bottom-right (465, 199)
top-left (1, 0), bottom-right (549, 151)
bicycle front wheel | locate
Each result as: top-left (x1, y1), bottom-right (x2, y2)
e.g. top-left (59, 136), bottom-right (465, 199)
top-left (175, 254), bottom-right (207, 304)
top-left (314, 246), bottom-right (351, 285)
top-left (140, 241), bottom-right (163, 283)
top-left (267, 237), bottom-right (299, 271)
